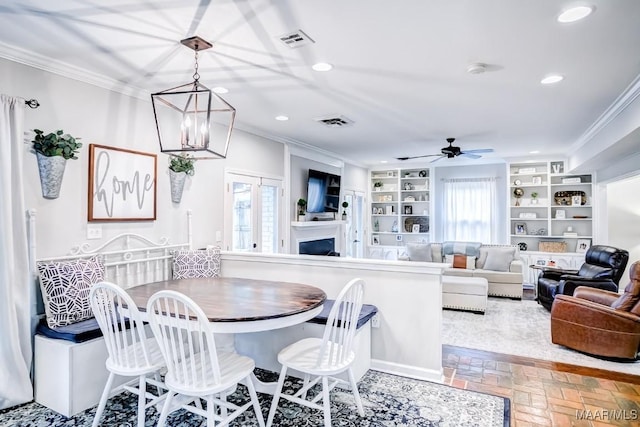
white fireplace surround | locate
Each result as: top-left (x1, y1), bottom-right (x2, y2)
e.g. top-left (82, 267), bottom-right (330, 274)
top-left (290, 221), bottom-right (346, 255)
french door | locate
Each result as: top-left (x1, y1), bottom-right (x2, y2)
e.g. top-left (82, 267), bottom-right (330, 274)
top-left (224, 172), bottom-right (283, 253)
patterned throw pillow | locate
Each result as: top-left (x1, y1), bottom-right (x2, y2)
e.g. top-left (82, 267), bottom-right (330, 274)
top-left (37, 256), bottom-right (105, 328)
top-left (172, 247), bottom-right (221, 279)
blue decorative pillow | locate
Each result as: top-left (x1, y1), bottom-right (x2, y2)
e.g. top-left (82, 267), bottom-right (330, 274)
top-left (442, 241), bottom-right (482, 258)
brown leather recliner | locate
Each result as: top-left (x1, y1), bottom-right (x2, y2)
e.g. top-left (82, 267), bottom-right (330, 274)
top-left (550, 261), bottom-right (640, 359)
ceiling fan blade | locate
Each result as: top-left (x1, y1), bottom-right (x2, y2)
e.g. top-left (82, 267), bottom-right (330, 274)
top-left (396, 154), bottom-right (442, 161)
top-left (430, 155), bottom-right (446, 163)
top-left (463, 148), bottom-right (494, 154)
top-left (460, 153), bottom-right (482, 159)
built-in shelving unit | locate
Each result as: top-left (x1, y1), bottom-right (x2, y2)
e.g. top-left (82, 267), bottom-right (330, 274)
top-left (509, 160), bottom-right (593, 253)
top-left (370, 168), bottom-right (431, 247)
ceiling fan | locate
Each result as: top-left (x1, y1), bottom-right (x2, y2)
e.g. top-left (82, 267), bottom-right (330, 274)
top-left (396, 138), bottom-right (494, 162)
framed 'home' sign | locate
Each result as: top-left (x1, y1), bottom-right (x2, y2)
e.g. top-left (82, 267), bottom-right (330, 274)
top-left (88, 144), bottom-right (157, 221)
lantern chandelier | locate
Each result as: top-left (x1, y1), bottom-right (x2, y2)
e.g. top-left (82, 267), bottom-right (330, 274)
top-left (151, 36), bottom-right (236, 159)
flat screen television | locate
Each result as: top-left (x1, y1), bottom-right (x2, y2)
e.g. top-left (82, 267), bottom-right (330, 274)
top-left (306, 169), bottom-right (341, 213)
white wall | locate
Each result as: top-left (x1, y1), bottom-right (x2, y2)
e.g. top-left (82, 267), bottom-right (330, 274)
top-left (1, 57), bottom-right (286, 259)
top-left (606, 174), bottom-right (640, 282)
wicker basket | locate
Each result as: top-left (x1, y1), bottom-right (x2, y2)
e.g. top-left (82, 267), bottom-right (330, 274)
top-left (539, 241), bottom-right (567, 253)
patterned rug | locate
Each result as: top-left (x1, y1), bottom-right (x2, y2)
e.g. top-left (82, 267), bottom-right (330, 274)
top-left (442, 297), bottom-right (640, 375)
top-left (0, 370), bottom-right (509, 426)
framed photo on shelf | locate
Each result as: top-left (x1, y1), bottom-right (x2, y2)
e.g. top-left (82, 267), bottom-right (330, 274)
top-left (515, 223), bottom-right (527, 235)
top-left (555, 209), bottom-right (566, 219)
top-left (532, 176), bottom-right (542, 185)
top-left (550, 161), bottom-right (564, 174)
top-left (412, 224), bottom-right (421, 233)
top-left (386, 171), bottom-right (394, 177)
top-left (372, 235), bottom-right (380, 245)
top-left (404, 205), bottom-right (413, 215)
top-left (571, 195), bottom-right (582, 206)
top-left (576, 239), bottom-right (591, 254)
top-left (396, 234), bottom-right (403, 242)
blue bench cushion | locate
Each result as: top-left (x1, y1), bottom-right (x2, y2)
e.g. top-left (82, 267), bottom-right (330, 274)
top-left (307, 300), bottom-right (378, 329)
top-left (36, 317), bottom-right (103, 343)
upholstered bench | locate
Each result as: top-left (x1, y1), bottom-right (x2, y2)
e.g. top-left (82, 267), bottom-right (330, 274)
top-left (442, 276), bottom-right (488, 314)
top-left (34, 319), bottom-right (132, 417)
top-left (235, 301), bottom-right (378, 383)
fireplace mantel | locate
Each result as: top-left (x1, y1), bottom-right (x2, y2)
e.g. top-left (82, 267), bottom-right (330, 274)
top-left (291, 220), bottom-right (346, 228)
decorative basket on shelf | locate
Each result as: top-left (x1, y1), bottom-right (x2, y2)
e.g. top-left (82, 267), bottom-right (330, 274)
top-left (538, 241), bottom-right (567, 253)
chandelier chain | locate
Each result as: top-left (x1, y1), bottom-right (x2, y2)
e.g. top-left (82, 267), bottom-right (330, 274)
top-left (193, 50), bottom-right (200, 82)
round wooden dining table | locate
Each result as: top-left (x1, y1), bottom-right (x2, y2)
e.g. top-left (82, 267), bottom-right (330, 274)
top-left (126, 276), bottom-right (327, 333)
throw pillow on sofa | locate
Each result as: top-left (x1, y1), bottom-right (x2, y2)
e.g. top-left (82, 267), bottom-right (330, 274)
top-left (444, 254), bottom-right (476, 270)
top-left (442, 241), bottom-right (482, 258)
top-left (37, 256), bottom-right (105, 328)
top-left (172, 247), bottom-right (221, 279)
top-left (482, 247), bottom-right (516, 272)
top-left (406, 243), bottom-right (432, 262)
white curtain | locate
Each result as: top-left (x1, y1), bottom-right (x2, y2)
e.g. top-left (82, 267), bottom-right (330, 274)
top-left (0, 95), bottom-right (33, 409)
top-left (442, 177), bottom-right (499, 243)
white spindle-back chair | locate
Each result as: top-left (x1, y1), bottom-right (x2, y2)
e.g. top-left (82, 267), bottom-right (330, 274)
top-left (266, 278), bottom-right (366, 427)
top-left (147, 290), bottom-right (265, 427)
top-left (89, 281), bottom-right (167, 427)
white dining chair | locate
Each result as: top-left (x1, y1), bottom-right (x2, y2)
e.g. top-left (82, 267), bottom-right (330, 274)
top-left (146, 289), bottom-right (265, 427)
top-left (89, 281), bottom-right (167, 427)
top-left (266, 278), bottom-right (366, 427)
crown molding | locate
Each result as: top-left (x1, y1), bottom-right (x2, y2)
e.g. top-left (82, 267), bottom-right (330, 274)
top-left (571, 71), bottom-right (640, 151)
top-left (0, 41), bottom-right (148, 100)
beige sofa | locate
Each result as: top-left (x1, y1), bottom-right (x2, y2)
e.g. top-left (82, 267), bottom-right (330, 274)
top-left (400, 242), bottom-right (524, 299)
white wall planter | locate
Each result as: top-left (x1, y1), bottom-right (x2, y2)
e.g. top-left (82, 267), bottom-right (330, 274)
top-left (36, 152), bottom-right (66, 199)
top-left (169, 169), bottom-right (187, 203)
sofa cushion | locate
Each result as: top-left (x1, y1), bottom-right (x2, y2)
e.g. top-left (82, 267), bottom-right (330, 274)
top-left (37, 256), bottom-right (105, 328)
top-left (442, 241), bottom-right (482, 257)
top-left (406, 243), bottom-right (432, 262)
top-left (482, 247), bottom-right (516, 272)
top-left (442, 268), bottom-right (474, 278)
top-left (445, 254), bottom-right (475, 270)
top-left (474, 270), bottom-right (522, 284)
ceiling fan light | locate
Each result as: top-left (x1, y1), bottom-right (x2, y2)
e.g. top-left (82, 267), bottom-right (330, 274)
top-left (558, 6), bottom-right (594, 23)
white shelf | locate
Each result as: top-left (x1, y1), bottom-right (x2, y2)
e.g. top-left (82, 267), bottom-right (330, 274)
top-left (291, 220), bottom-right (345, 228)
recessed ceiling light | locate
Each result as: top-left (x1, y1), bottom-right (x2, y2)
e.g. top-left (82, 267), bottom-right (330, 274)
top-left (557, 6), bottom-right (594, 23)
top-left (275, 115), bottom-right (289, 121)
top-left (380, 160), bottom-right (388, 164)
top-left (312, 62), bottom-right (333, 72)
top-left (541, 74), bottom-right (564, 85)
top-left (529, 150), bottom-right (540, 154)
top-left (212, 86), bottom-right (229, 94)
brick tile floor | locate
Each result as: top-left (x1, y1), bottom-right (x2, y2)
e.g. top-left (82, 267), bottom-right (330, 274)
top-left (443, 345), bottom-right (640, 426)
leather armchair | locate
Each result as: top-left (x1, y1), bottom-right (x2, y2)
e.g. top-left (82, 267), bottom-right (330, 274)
top-left (537, 245), bottom-right (629, 310)
top-left (550, 261), bottom-right (640, 360)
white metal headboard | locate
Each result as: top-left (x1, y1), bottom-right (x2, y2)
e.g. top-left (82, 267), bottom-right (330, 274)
top-left (28, 209), bottom-right (193, 289)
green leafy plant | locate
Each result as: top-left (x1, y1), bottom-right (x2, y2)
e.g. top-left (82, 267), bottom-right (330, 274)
top-left (342, 201), bottom-right (349, 216)
top-left (169, 154), bottom-right (195, 176)
top-left (32, 129), bottom-right (82, 160)
top-left (297, 198), bottom-right (307, 208)
top-left (373, 181), bottom-right (383, 188)
top-left (531, 192), bottom-right (539, 199)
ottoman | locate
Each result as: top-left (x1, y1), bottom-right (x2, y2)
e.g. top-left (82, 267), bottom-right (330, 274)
top-left (442, 276), bottom-right (488, 314)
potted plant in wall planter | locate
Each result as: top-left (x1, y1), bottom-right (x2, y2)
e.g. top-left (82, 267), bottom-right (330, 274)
top-left (168, 154), bottom-right (195, 203)
top-left (31, 129), bottom-right (82, 199)
top-left (342, 201), bottom-right (349, 220)
top-left (297, 198), bottom-right (307, 221)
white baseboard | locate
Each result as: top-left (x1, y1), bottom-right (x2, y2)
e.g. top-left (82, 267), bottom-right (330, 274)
top-left (370, 359), bottom-right (445, 384)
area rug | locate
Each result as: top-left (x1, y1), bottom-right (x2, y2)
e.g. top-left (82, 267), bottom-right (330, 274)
top-left (442, 297), bottom-right (640, 375)
top-left (0, 370), bottom-right (509, 426)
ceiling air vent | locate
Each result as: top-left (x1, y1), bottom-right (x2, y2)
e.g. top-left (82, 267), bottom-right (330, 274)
top-left (316, 115), bottom-right (354, 128)
top-left (278, 29), bottom-right (315, 48)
